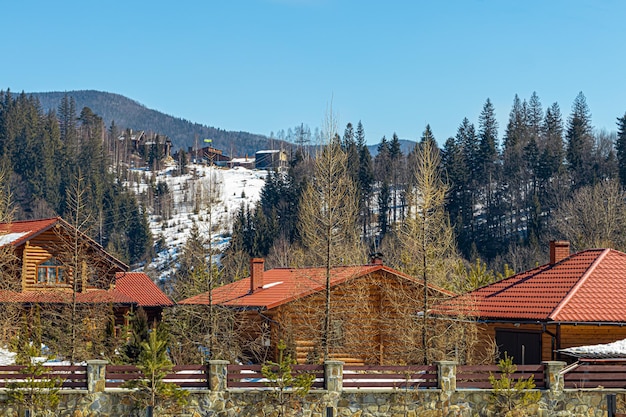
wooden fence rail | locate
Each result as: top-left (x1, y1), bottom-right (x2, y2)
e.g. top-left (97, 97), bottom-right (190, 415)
top-left (563, 362), bottom-right (626, 389)
top-left (342, 365), bottom-right (437, 389)
top-left (457, 364), bottom-right (545, 389)
top-left (0, 365), bottom-right (87, 390)
top-left (106, 365), bottom-right (208, 389)
top-left (227, 364), bottom-right (325, 389)
top-left (0, 361), bottom-right (624, 391)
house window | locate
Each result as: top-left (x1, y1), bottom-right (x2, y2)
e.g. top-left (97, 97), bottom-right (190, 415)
top-left (37, 258), bottom-right (66, 285)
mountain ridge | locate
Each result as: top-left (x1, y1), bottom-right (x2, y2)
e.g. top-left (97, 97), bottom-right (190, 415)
top-left (29, 90), bottom-right (271, 157)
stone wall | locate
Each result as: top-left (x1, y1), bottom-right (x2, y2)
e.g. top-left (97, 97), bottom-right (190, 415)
top-left (0, 360), bottom-right (624, 416)
top-left (0, 388), bottom-right (622, 417)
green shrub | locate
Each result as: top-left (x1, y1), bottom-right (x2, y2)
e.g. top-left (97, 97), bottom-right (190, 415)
top-left (488, 353), bottom-right (542, 416)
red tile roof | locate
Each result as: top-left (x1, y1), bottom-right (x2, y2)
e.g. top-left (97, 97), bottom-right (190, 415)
top-left (180, 264), bottom-right (453, 309)
top-left (0, 218), bottom-right (59, 246)
top-left (115, 272), bottom-right (174, 307)
top-left (434, 248), bottom-right (626, 323)
top-left (0, 217), bottom-right (128, 271)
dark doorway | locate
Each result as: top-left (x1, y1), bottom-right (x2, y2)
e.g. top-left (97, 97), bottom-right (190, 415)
top-left (495, 329), bottom-right (542, 365)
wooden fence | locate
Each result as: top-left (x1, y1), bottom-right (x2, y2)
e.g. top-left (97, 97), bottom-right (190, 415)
top-left (0, 365), bottom-right (87, 389)
top-left (1, 361), bottom-right (626, 391)
top-left (457, 364), bottom-right (545, 389)
top-left (563, 361), bottom-right (626, 389)
top-left (341, 365), bottom-right (437, 389)
top-left (106, 365), bottom-right (208, 389)
top-left (227, 364), bottom-right (325, 389)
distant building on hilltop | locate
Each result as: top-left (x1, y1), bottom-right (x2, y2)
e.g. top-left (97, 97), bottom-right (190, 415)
top-left (187, 145), bottom-right (231, 166)
top-left (228, 155), bottom-right (255, 170)
top-left (255, 150), bottom-right (287, 172)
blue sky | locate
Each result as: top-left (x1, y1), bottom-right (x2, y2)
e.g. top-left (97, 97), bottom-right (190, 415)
top-left (2, 0), bottom-right (625, 146)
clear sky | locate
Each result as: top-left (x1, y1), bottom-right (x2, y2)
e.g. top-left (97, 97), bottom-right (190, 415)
top-left (2, 0), bottom-right (625, 145)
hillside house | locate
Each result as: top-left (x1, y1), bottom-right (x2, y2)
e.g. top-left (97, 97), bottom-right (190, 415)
top-left (0, 218), bottom-right (172, 337)
top-left (180, 257), bottom-right (455, 365)
top-left (433, 240), bottom-right (626, 365)
top-left (255, 150), bottom-right (287, 172)
top-left (187, 145), bottom-right (231, 166)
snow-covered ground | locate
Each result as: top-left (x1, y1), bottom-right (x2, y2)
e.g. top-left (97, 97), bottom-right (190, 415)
top-left (128, 164), bottom-right (267, 281)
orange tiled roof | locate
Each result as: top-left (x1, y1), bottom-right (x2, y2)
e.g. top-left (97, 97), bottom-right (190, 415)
top-left (115, 272), bottom-right (174, 307)
top-left (0, 218), bottom-right (59, 247)
top-left (0, 217), bottom-right (128, 271)
top-left (434, 248), bottom-right (626, 323)
top-left (180, 264), bottom-right (453, 309)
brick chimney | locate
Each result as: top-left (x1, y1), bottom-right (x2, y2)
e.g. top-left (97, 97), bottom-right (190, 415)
top-left (550, 240), bottom-right (570, 264)
top-left (370, 252), bottom-right (384, 265)
top-left (250, 258), bottom-right (265, 293)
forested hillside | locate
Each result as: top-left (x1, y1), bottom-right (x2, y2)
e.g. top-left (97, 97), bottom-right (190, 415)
top-left (0, 90), bottom-right (152, 266)
top-left (4, 87), bottom-right (626, 281)
top-left (222, 92), bottom-right (626, 281)
top-left (30, 90), bottom-right (271, 156)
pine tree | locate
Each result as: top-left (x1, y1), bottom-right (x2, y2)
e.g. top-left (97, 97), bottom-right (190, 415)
top-left (442, 136), bottom-right (469, 251)
top-left (389, 133), bottom-right (403, 224)
top-left (297, 108), bottom-right (363, 360)
top-left (566, 92), bottom-right (594, 189)
top-left (342, 122), bottom-right (360, 183)
top-left (420, 124), bottom-right (437, 148)
top-left (476, 98), bottom-right (502, 257)
top-left (452, 118), bottom-right (479, 257)
top-left (617, 113), bottom-right (626, 188)
top-left (356, 122), bottom-right (374, 241)
top-left (400, 139), bottom-right (456, 364)
top-left (477, 98), bottom-right (500, 184)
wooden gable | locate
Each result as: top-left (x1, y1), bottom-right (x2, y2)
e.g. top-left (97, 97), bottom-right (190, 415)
top-left (0, 218), bottom-right (127, 293)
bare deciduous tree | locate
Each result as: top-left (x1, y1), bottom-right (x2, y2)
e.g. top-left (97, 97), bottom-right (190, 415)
top-left (297, 107), bottom-right (365, 361)
top-left (552, 179), bottom-right (626, 252)
top-left (0, 171), bottom-right (22, 345)
top-left (400, 140), bottom-right (457, 364)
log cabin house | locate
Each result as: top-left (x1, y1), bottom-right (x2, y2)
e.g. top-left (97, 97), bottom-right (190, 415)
top-left (433, 240), bottom-right (626, 365)
top-left (180, 257), bottom-right (455, 365)
top-left (0, 217), bottom-right (173, 335)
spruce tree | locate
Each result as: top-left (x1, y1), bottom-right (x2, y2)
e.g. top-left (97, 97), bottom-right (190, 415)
top-left (356, 121), bottom-right (374, 241)
top-left (566, 92), bottom-right (594, 189)
top-left (477, 98), bottom-right (499, 183)
top-left (617, 113), bottom-right (626, 188)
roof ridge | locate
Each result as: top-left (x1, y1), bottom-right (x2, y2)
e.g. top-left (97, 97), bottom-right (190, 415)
top-left (0, 217), bottom-right (59, 225)
top-left (549, 248), bottom-right (610, 320)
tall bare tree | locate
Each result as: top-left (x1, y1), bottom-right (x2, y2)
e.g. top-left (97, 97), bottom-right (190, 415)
top-left (297, 108), bottom-right (364, 360)
top-left (551, 179), bottom-right (626, 252)
top-left (49, 171), bottom-right (120, 362)
top-left (0, 171), bottom-right (22, 344)
top-left (400, 140), bottom-right (456, 364)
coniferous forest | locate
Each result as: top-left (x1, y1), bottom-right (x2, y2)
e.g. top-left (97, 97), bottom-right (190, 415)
top-left (224, 91), bottom-right (626, 280)
top-left (4, 88), bottom-right (626, 281)
top-left (0, 90), bottom-right (152, 266)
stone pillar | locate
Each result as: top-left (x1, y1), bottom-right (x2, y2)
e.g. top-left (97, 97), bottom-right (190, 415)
top-left (543, 361), bottom-right (566, 393)
top-left (436, 361), bottom-right (457, 394)
top-left (208, 360), bottom-right (229, 391)
top-left (86, 360), bottom-right (108, 393)
top-left (324, 361), bottom-right (344, 392)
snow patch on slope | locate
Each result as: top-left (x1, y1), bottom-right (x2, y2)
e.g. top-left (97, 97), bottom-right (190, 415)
top-left (129, 164), bottom-right (266, 281)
